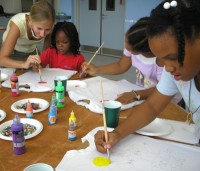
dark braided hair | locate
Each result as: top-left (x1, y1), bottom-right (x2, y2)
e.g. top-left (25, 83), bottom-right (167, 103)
top-left (126, 17), bottom-right (151, 53)
top-left (51, 21), bottom-right (80, 55)
top-left (147, 0), bottom-right (200, 65)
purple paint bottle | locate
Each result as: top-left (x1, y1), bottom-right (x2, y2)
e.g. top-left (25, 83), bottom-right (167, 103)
top-left (11, 114), bottom-right (26, 155)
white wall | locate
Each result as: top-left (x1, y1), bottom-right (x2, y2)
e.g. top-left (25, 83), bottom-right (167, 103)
top-left (125, 0), bottom-right (162, 31)
top-left (54, 0), bottom-right (73, 21)
top-left (60, 0), bottom-right (162, 36)
top-left (0, 0), bottom-right (21, 13)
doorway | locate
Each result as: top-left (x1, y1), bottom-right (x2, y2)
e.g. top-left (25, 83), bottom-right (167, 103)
top-left (77, 0), bottom-right (125, 57)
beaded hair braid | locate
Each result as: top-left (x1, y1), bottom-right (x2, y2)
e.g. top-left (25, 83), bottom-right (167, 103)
top-left (51, 21), bottom-right (80, 55)
top-left (126, 17), bottom-right (151, 53)
top-left (147, 0), bottom-right (200, 65)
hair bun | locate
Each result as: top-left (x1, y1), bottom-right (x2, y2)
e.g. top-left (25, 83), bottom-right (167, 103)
top-left (163, 1), bottom-right (177, 9)
top-left (163, 2), bottom-right (170, 9)
top-left (171, 1), bottom-right (177, 7)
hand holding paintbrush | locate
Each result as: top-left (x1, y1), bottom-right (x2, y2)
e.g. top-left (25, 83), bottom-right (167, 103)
top-left (79, 42), bottom-right (104, 77)
top-left (35, 48), bottom-right (42, 82)
top-left (100, 80), bottom-right (110, 160)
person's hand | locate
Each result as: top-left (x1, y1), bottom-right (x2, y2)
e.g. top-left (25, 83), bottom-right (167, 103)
top-left (32, 63), bottom-right (41, 72)
top-left (116, 92), bottom-right (136, 104)
top-left (79, 69), bottom-right (88, 78)
top-left (22, 55), bottom-right (41, 69)
top-left (94, 130), bottom-right (119, 153)
top-left (81, 62), bottom-right (98, 75)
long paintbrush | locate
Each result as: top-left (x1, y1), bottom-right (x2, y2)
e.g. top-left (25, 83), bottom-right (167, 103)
top-left (80, 42), bottom-right (104, 77)
top-left (100, 80), bottom-right (110, 160)
top-left (35, 47), bottom-right (42, 82)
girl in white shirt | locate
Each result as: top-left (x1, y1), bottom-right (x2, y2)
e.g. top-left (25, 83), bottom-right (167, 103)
top-left (95, 0), bottom-right (200, 153)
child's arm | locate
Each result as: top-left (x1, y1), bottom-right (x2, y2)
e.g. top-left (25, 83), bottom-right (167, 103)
top-left (116, 87), bottom-right (155, 104)
top-left (0, 22), bottom-right (38, 69)
top-left (82, 55), bottom-right (132, 75)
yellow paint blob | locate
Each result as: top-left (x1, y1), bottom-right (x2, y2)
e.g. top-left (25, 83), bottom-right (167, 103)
top-left (93, 156), bottom-right (111, 166)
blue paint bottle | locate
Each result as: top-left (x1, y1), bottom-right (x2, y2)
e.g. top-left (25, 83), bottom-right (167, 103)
top-left (51, 93), bottom-right (57, 119)
top-left (48, 103), bottom-right (57, 124)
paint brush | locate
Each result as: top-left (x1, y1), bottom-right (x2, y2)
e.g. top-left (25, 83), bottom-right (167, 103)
top-left (36, 48), bottom-right (42, 82)
top-left (100, 80), bottom-right (110, 160)
top-left (80, 42), bottom-right (104, 77)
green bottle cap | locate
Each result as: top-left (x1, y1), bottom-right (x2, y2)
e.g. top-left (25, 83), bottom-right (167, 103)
top-left (57, 80), bottom-right (62, 87)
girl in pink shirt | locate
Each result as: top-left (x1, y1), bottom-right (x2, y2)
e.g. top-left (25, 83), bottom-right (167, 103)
top-left (82, 17), bottom-right (182, 105)
top-left (82, 17), bottom-right (165, 104)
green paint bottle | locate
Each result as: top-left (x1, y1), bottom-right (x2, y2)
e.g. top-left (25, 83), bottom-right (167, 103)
top-left (56, 80), bottom-right (65, 108)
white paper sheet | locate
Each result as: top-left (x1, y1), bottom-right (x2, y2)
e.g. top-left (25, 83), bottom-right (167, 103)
top-left (68, 76), bottom-right (144, 114)
top-left (56, 127), bottom-right (200, 171)
top-left (2, 68), bottom-right (77, 92)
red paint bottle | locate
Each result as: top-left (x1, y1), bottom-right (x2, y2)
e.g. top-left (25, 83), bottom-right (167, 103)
top-left (10, 73), bottom-right (19, 97)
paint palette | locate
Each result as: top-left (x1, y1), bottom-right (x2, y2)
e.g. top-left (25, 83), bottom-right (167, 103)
top-left (136, 118), bottom-right (172, 136)
top-left (0, 118), bottom-right (43, 141)
top-left (0, 73), bottom-right (8, 81)
top-left (0, 110), bottom-right (6, 122)
top-left (11, 98), bottom-right (49, 114)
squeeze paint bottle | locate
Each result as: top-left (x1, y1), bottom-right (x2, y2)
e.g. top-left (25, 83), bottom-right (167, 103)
top-left (48, 103), bottom-right (57, 124)
top-left (51, 93), bottom-right (57, 119)
top-left (10, 72), bottom-right (19, 97)
top-left (55, 80), bottom-right (65, 108)
top-left (26, 100), bottom-right (33, 118)
top-left (11, 114), bottom-right (26, 155)
top-left (68, 110), bottom-right (77, 141)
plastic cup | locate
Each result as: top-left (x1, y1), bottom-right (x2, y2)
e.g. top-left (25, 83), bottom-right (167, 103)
top-left (23, 163), bottom-right (54, 171)
top-left (54, 76), bottom-right (67, 96)
top-left (104, 100), bottom-right (122, 128)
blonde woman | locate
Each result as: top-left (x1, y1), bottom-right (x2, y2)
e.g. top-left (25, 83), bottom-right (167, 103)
top-left (0, 0), bottom-right (55, 69)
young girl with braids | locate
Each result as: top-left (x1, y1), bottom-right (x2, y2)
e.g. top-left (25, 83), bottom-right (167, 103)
top-left (40, 21), bottom-right (85, 72)
top-left (95, 0), bottom-right (200, 153)
top-left (82, 17), bottom-right (181, 105)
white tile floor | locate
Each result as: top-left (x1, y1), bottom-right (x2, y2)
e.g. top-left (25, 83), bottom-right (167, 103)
top-left (82, 52), bottom-right (136, 83)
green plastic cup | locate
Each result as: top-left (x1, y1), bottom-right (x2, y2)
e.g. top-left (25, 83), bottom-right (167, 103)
top-left (54, 76), bottom-right (67, 96)
top-left (104, 100), bottom-right (122, 128)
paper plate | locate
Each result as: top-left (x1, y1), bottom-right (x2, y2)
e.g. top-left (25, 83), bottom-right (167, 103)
top-left (136, 118), bottom-right (172, 136)
top-left (18, 82), bottom-right (52, 92)
top-left (67, 80), bottom-right (87, 91)
top-left (0, 109), bottom-right (6, 122)
top-left (1, 73), bottom-right (8, 81)
top-left (23, 163), bottom-right (54, 171)
top-left (11, 98), bottom-right (49, 114)
top-left (0, 118), bottom-right (43, 141)
top-left (30, 85), bottom-right (52, 92)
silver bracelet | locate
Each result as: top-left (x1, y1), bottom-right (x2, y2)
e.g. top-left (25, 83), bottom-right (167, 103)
top-left (132, 90), bottom-right (140, 101)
